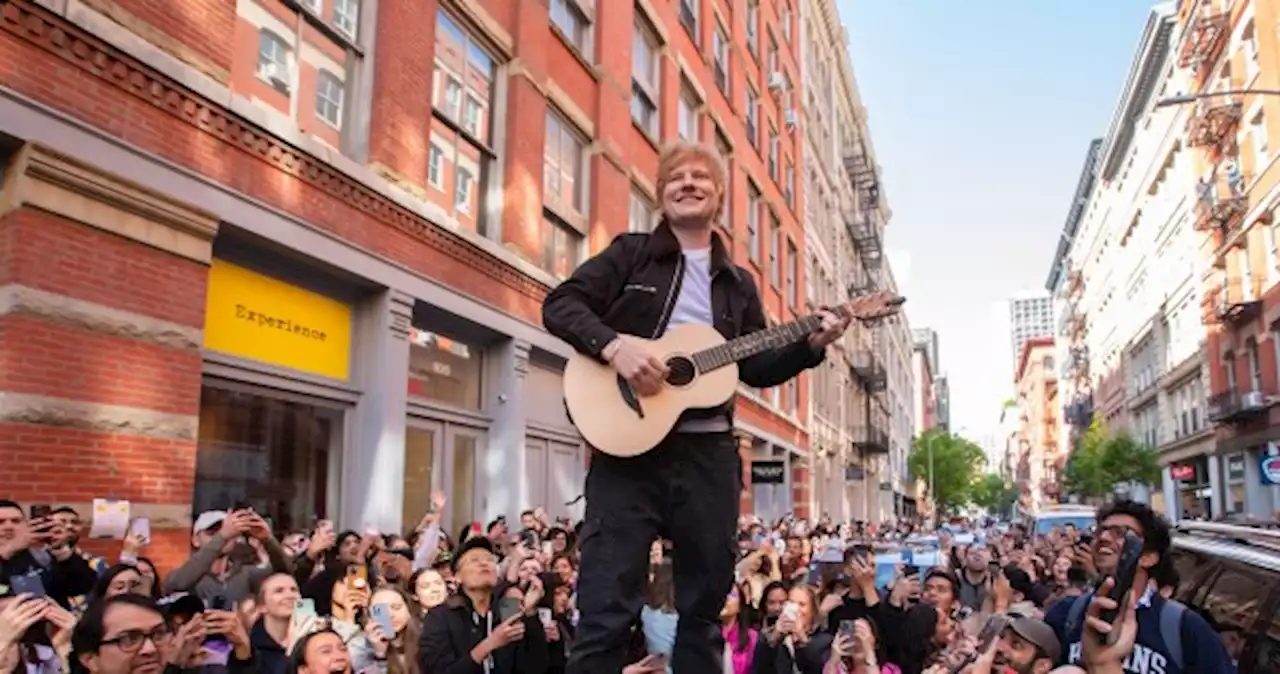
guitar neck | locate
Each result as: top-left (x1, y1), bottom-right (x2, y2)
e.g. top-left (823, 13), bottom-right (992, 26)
top-left (692, 314), bottom-right (826, 373)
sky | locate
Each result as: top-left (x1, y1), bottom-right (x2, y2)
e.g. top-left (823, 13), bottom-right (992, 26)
top-left (836, 0), bottom-right (1162, 446)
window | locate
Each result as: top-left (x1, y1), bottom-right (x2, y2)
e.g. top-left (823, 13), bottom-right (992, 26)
top-left (408, 328), bottom-right (484, 409)
top-left (768, 125), bottom-right (779, 179)
top-left (746, 0), bottom-right (758, 57)
top-left (194, 386), bottom-right (340, 535)
top-left (631, 15), bottom-right (661, 136)
top-left (768, 33), bottom-right (778, 75)
top-left (745, 85), bottom-right (759, 148)
top-left (715, 128), bottom-right (732, 230)
top-left (1247, 338), bottom-right (1261, 391)
top-left (630, 189), bottom-right (655, 233)
top-left (300, 0), bottom-right (322, 14)
top-left (747, 182), bottom-right (761, 263)
top-left (784, 160), bottom-right (794, 208)
top-left (455, 168), bottom-right (474, 213)
top-left (551, 0), bottom-right (594, 56)
top-left (334, 0), bottom-right (359, 39)
top-left (543, 216), bottom-right (583, 279)
top-left (780, 1), bottom-right (792, 42)
top-left (544, 109), bottom-right (589, 218)
top-left (315, 70), bottom-right (344, 128)
top-left (256, 30), bottom-right (291, 94)
top-left (1243, 19), bottom-right (1259, 81)
top-left (678, 79), bottom-right (700, 141)
top-left (713, 22), bottom-right (730, 95)
top-left (1251, 109), bottom-right (1268, 167)
top-left (427, 144), bottom-right (443, 188)
top-left (769, 213), bottom-right (780, 287)
top-left (679, 0), bottom-right (698, 42)
top-left (786, 239), bottom-right (798, 306)
top-left (432, 10), bottom-right (499, 230)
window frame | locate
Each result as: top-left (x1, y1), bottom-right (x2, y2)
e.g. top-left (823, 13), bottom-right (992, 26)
top-left (550, 0), bottom-right (596, 59)
top-left (745, 0), bottom-right (759, 58)
top-left (315, 69), bottom-right (345, 129)
top-left (747, 181), bottom-right (762, 264)
top-left (713, 19), bottom-right (731, 96)
top-left (631, 13), bottom-right (662, 137)
top-left (678, 77), bottom-right (702, 142)
top-left (769, 211), bottom-right (780, 287)
top-left (629, 187), bottom-right (656, 233)
top-left (679, 0), bottom-right (699, 43)
top-left (256, 30), bottom-right (292, 95)
top-left (543, 107), bottom-right (591, 224)
top-left (333, 0), bottom-right (359, 40)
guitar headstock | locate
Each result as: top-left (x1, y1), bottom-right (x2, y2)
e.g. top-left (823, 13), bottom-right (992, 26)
top-left (829, 291), bottom-right (905, 322)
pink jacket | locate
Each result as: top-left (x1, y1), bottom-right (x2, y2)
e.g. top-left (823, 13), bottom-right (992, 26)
top-left (721, 625), bottom-right (757, 674)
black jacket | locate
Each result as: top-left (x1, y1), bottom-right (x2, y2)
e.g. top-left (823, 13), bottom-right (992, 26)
top-left (0, 548), bottom-right (96, 608)
top-left (418, 593), bottom-right (549, 674)
top-left (541, 222), bottom-right (824, 413)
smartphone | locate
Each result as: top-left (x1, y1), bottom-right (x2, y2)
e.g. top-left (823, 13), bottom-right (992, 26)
top-left (293, 598), bottom-right (317, 621)
top-left (346, 564), bottom-right (369, 591)
top-left (29, 504), bottom-right (52, 520)
top-left (1097, 531), bottom-right (1144, 631)
top-left (903, 564), bottom-right (922, 578)
top-left (521, 530), bottom-right (538, 548)
top-left (370, 603), bottom-right (395, 637)
top-left (231, 500), bottom-right (251, 512)
top-left (496, 597), bottom-right (523, 623)
top-left (129, 517), bottom-right (151, 545)
top-left (781, 601), bottom-right (799, 620)
top-left (541, 541), bottom-right (554, 557)
top-left (1079, 533), bottom-right (1094, 545)
top-left (9, 573), bottom-right (46, 598)
top-left (208, 594), bottom-right (230, 611)
top-left (950, 614), bottom-right (1010, 673)
top-left (536, 607), bottom-right (553, 627)
top-left (837, 619), bottom-right (856, 642)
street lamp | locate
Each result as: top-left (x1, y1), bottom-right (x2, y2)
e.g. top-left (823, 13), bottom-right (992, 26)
top-left (1155, 89), bottom-right (1280, 108)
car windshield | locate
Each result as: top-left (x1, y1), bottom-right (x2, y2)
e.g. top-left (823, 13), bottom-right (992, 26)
top-left (1036, 514), bottom-right (1095, 535)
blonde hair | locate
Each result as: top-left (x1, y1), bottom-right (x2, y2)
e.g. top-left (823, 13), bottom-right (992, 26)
top-left (655, 141), bottom-right (727, 220)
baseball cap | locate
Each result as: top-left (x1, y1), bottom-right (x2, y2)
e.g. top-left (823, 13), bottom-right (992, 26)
top-left (452, 536), bottom-right (499, 572)
top-left (1008, 617), bottom-right (1061, 662)
top-left (192, 510), bottom-right (227, 535)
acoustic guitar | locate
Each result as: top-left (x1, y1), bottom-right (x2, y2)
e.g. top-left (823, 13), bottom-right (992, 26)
top-left (562, 293), bottom-right (904, 457)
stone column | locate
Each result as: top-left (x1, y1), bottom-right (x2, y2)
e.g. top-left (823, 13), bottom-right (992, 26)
top-left (1160, 466), bottom-right (1179, 520)
top-left (482, 338), bottom-right (531, 523)
top-left (339, 290), bottom-right (413, 533)
top-left (1207, 453), bottom-right (1223, 518)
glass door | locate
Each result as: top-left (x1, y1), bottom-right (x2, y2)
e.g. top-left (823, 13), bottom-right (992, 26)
top-left (445, 426), bottom-right (487, 537)
top-left (402, 421), bottom-right (443, 529)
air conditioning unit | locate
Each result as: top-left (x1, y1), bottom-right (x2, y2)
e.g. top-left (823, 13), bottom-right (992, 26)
top-left (259, 62), bottom-right (290, 89)
top-left (768, 71), bottom-right (787, 91)
top-left (1243, 390), bottom-right (1265, 409)
top-left (784, 108), bottom-right (799, 128)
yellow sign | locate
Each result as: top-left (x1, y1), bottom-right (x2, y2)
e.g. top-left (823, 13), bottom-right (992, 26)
top-left (204, 260), bottom-right (352, 380)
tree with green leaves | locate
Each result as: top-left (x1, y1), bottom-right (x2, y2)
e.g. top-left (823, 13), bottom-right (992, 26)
top-left (1063, 420), bottom-right (1161, 501)
top-left (971, 473), bottom-right (1020, 519)
top-left (908, 429), bottom-right (987, 516)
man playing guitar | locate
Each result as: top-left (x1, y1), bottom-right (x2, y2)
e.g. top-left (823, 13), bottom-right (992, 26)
top-left (542, 142), bottom-right (899, 672)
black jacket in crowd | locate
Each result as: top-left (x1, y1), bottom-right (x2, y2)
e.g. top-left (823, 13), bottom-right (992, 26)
top-left (418, 593), bottom-right (549, 674)
top-left (0, 547), bottom-right (96, 608)
top-left (541, 222), bottom-right (825, 420)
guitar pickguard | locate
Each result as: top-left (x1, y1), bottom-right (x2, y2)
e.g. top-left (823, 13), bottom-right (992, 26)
top-left (615, 373), bottom-right (645, 419)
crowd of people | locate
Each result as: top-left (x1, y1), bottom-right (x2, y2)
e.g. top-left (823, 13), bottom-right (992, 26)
top-left (0, 492), bottom-right (1241, 673)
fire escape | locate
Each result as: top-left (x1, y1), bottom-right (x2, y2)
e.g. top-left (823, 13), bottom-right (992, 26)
top-left (844, 137), bottom-right (889, 456)
top-left (1176, 4), bottom-right (1229, 76)
top-left (1062, 270), bottom-right (1094, 431)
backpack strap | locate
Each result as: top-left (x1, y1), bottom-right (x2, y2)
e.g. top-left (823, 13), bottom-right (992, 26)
top-left (1064, 593), bottom-right (1090, 649)
top-left (1159, 599), bottom-right (1186, 671)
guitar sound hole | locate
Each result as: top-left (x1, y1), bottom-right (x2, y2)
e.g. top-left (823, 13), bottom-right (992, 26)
top-left (665, 356), bottom-right (696, 386)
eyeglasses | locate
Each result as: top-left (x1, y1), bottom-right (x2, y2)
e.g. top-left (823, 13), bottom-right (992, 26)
top-left (101, 626), bottom-right (173, 653)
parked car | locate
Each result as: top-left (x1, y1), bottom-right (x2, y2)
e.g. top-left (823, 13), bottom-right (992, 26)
top-left (1168, 521), bottom-right (1280, 673)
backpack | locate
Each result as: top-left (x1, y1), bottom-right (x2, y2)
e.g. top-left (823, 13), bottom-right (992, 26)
top-left (1063, 592), bottom-right (1185, 670)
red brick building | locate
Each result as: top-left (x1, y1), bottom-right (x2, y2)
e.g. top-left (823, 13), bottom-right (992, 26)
top-left (0, 0), bottom-right (810, 568)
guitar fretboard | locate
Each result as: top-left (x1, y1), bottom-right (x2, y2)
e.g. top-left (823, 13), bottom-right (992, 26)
top-left (690, 313), bottom-right (827, 373)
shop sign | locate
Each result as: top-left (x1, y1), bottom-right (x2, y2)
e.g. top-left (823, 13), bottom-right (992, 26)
top-left (845, 465), bottom-right (865, 481)
top-left (750, 461), bottom-right (786, 485)
top-left (1170, 464), bottom-right (1195, 481)
top-left (204, 260), bottom-right (352, 380)
top-left (1261, 455), bottom-right (1280, 486)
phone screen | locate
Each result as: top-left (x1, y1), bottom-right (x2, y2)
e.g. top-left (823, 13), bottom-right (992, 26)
top-left (838, 619), bottom-right (856, 641)
top-left (9, 574), bottom-right (46, 598)
top-left (370, 603), bottom-right (395, 636)
top-left (496, 597), bottom-right (523, 623)
top-left (29, 504), bottom-right (52, 520)
top-left (129, 518), bottom-right (151, 544)
top-left (1098, 531), bottom-right (1144, 629)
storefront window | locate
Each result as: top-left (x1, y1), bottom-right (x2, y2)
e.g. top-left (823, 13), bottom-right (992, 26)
top-left (194, 386), bottom-right (340, 534)
top-left (408, 328), bottom-right (483, 409)
top-left (1224, 452), bottom-right (1247, 514)
top-left (1173, 457), bottom-right (1211, 519)
top-left (402, 425), bottom-right (437, 529)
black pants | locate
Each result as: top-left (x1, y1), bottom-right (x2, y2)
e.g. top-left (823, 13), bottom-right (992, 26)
top-left (565, 431), bottom-right (740, 674)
